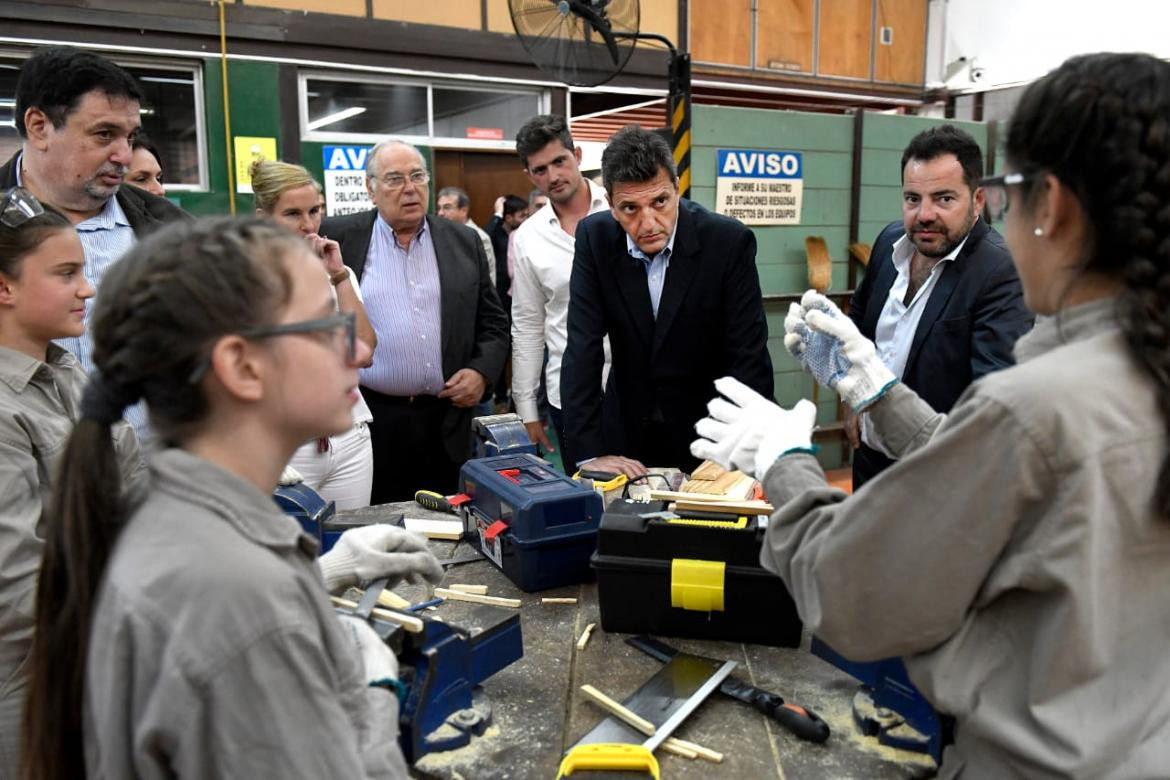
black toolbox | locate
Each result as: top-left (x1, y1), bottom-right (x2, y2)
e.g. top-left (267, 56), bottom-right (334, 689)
top-left (590, 499), bottom-right (802, 647)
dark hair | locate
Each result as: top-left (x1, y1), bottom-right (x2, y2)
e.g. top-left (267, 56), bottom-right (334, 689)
top-left (437, 186), bottom-right (469, 209)
top-left (22, 218), bottom-right (299, 779)
top-left (15, 46), bottom-right (143, 138)
top-left (0, 197), bottom-right (72, 279)
top-left (515, 114), bottom-right (575, 168)
top-left (1005, 52), bottom-right (1170, 519)
top-left (131, 132), bottom-right (164, 172)
top-left (502, 194), bottom-right (527, 217)
top-left (901, 124), bottom-right (984, 191)
top-left (601, 125), bottom-right (677, 195)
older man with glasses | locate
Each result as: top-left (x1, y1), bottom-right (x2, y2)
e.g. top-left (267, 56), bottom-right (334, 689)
top-left (321, 140), bottom-right (508, 503)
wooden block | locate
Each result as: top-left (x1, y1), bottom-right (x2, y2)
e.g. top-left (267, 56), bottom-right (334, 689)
top-left (330, 595), bottom-right (424, 633)
top-left (580, 684), bottom-right (656, 736)
top-left (434, 587), bottom-right (521, 608)
top-left (849, 241), bottom-right (872, 267)
top-left (377, 590), bottom-right (411, 610)
top-left (403, 517), bottom-right (464, 540)
top-left (673, 499), bottom-right (774, 515)
top-left (690, 460), bottom-right (727, 481)
top-left (576, 622), bottom-right (596, 650)
top-left (806, 235), bottom-right (832, 293)
top-left (541, 597), bottom-right (577, 604)
top-left (447, 584), bottom-right (488, 595)
top-left (660, 739), bottom-right (699, 759)
top-left (664, 737), bottom-right (724, 763)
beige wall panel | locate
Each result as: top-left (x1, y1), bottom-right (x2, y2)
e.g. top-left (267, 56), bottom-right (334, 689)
top-left (756, 0), bottom-right (815, 72)
top-left (817, 0), bottom-right (873, 79)
top-left (243, 0), bottom-right (365, 16)
top-left (691, 0), bottom-right (753, 67)
top-left (641, 0), bottom-right (680, 42)
top-left (874, 0), bottom-right (926, 84)
top-left (487, 0), bottom-right (514, 33)
top-left (372, 0), bottom-right (481, 29)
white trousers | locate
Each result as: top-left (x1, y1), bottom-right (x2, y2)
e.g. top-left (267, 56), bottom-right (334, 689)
top-left (287, 421), bottom-right (374, 511)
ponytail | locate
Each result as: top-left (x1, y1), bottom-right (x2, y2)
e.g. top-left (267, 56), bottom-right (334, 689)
top-left (1005, 52), bottom-right (1170, 519)
top-left (20, 217), bottom-right (298, 778)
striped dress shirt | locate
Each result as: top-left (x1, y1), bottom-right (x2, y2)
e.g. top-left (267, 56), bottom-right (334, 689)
top-left (359, 215), bottom-right (445, 395)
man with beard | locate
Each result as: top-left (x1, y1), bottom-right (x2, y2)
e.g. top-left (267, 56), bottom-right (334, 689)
top-left (846, 124), bottom-right (1032, 487)
top-left (0, 47), bottom-right (186, 439)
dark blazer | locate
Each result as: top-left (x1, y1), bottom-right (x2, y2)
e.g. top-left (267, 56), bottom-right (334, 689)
top-left (0, 151), bottom-right (188, 234)
top-left (848, 218), bottom-right (1033, 483)
top-left (561, 198), bottom-right (774, 469)
top-left (320, 209), bottom-right (509, 462)
top-left (485, 214), bottom-right (511, 306)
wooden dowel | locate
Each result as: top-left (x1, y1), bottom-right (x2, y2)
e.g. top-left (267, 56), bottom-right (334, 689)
top-left (660, 739), bottom-right (698, 759)
top-left (377, 590), bottom-right (411, 610)
top-left (580, 684), bottom-right (655, 736)
top-left (434, 587), bottom-right (521, 608)
top-left (542, 597), bottom-right (578, 604)
top-left (664, 737), bottom-right (723, 763)
top-left (330, 595), bottom-right (424, 633)
top-left (447, 584), bottom-right (488, 595)
top-left (577, 622), bottom-right (596, 650)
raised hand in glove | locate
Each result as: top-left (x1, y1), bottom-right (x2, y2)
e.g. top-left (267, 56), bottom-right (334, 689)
top-left (690, 376), bottom-right (818, 479)
top-left (783, 289), bottom-right (896, 412)
top-left (318, 523), bottom-right (444, 594)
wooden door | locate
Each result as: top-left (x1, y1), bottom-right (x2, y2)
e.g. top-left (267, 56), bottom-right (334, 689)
top-left (433, 150), bottom-right (534, 228)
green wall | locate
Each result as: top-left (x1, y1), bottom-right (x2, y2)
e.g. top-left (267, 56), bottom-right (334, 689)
top-left (690, 105), bottom-right (989, 469)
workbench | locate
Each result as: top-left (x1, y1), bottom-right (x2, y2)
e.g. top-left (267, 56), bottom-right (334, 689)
top-left (337, 502), bottom-right (937, 779)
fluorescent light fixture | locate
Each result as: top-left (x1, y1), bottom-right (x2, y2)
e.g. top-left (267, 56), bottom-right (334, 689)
top-left (0, 120), bottom-right (14, 128)
top-left (139, 76), bottom-right (194, 85)
top-left (0, 99), bottom-right (14, 108)
top-left (139, 107), bottom-right (155, 115)
top-left (307, 106), bottom-right (366, 131)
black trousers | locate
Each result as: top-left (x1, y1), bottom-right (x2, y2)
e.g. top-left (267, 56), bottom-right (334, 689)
top-left (547, 404), bottom-right (575, 475)
top-left (361, 387), bottom-right (464, 505)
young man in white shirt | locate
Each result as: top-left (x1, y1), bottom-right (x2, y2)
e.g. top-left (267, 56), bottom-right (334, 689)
top-left (510, 114), bottom-right (609, 470)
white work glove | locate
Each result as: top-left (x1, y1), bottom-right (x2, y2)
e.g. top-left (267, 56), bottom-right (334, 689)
top-left (690, 376), bottom-right (818, 479)
top-left (278, 464), bottom-right (304, 485)
top-left (784, 289), bottom-right (897, 412)
top-left (318, 524), bottom-right (444, 594)
top-left (338, 613), bottom-right (400, 683)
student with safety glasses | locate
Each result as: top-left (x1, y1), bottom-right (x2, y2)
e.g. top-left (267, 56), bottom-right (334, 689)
top-left (22, 218), bottom-right (441, 778)
top-left (693, 52), bottom-right (1170, 776)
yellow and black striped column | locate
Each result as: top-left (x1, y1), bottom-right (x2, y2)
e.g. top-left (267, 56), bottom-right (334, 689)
top-left (669, 52), bottom-right (692, 200)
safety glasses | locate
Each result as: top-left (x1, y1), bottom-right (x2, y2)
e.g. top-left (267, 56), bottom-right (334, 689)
top-left (0, 187), bottom-right (46, 228)
top-left (188, 311), bottom-right (356, 383)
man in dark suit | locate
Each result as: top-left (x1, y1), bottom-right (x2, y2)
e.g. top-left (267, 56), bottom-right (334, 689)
top-left (321, 140), bottom-right (508, 502)
top-left (561, 126), bottom-right (773, 477)
top-left (848, 124), bottom-right (1033, 487)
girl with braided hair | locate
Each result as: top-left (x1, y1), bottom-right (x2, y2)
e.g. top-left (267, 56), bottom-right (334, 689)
top-left (692, 52), bottom-right (1170, 776)
top-left (0, 187), bottom-right (143, 779)
top-left (22, 217), bottom-right (440, 779)
top-left (251, 158), bottom-right (378, 510)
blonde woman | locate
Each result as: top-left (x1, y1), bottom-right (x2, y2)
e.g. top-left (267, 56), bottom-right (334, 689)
top-left (251, 158), bottom-right (377, 509)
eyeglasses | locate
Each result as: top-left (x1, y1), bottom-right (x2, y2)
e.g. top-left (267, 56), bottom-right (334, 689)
top-left (0, 187), bottom-right (45, 228)
top-left (188, 311), bottom-right (356, 383)
top-left (375, 170), bottom-right (429, 190)
top-left (979, 172), bottom-right (1030, 222)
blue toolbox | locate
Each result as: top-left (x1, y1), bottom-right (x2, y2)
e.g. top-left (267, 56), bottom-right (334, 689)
top-left (459, 453), bottom-right (604, 592)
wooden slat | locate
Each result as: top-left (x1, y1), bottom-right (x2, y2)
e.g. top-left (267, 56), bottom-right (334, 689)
top-left (756, 0), bottom-right (815, 73)
top-left (817, 0), bottom-right (874, 79)
top-left (874, 0), bottom-right (928, 84)
top-left (690, 0), bottom-right (753, 67)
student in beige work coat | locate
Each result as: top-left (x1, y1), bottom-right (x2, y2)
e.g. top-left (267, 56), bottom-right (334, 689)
top-left (0, 189), bottom-right (143, 779)
top-left (21, 218), bottom-right (442, 779)
top-left (692, 52), bottom-right (1170, 777)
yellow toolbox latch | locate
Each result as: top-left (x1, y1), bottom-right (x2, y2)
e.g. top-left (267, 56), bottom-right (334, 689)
top-left (670, 559), bottom-right (726, 612)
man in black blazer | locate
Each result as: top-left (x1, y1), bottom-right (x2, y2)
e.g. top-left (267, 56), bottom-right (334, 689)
top-left (848, 124), bottom-right (1033, 487)
top-left (321, 140), bottom-right (508, 502)
top-left (561, 126), bottom-right (773, 477)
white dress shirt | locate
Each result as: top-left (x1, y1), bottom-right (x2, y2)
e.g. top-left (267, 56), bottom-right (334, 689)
top-left (861, 231), bottom-right (969, 455)
top-left (510, 179), bottom-right (611, 421)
